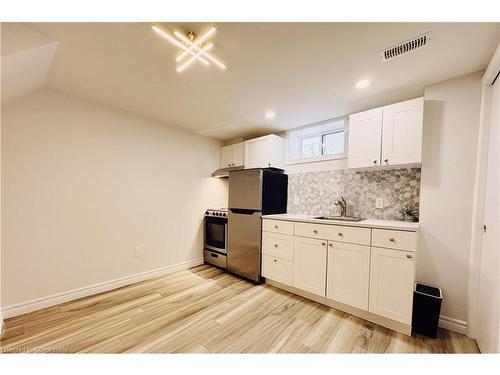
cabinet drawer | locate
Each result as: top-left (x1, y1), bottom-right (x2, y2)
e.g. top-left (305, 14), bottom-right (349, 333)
top-left (371, 229), bottom-right (417, 252)
top-left (294, 222), bottom-right (370, 245)
top-left (262, 255), bottom-right (293, 286)
top-left (326, 225), bottom-right (371, 246)
top-left (262, 219), bottom-right (294, 235)
top-left (294, 222), bottom-right (331, 239)
top-left (262, 232), bottom-right (294, 260)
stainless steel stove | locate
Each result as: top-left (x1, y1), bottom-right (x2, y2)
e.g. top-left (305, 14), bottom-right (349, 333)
top-left (203, 208), bottom-right (228, 269)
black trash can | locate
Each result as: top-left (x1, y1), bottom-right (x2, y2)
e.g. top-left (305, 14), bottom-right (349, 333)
top-left (412, 283), bottom-right (442, 338)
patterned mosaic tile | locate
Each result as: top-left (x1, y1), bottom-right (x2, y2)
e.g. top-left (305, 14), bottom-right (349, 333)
top-left (287, 167), bottom-right (421, 220)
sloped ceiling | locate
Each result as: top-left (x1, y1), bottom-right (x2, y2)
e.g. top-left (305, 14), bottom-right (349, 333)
top-left (1, 23), bottom-right (58, 102)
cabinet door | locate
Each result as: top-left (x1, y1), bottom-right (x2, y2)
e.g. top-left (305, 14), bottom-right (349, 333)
top-left (369, 247), bottom-right (416, 324)
top-left (244, 135), bottom-right (284, 169)
top-left (326, 242), bottom-right (370, 310)
top-left (347, 107), bottom-right (383, 168)
top-left (381, 97), bottom-right (424, 165)
top-left (221, 145), bottom-right (234, 168)
top-left (293, 237), bottom-right (327, 296)
top-left (232, 142), bottom-right (244, 167)
top-left (244, 137), bottom-right (272, 169)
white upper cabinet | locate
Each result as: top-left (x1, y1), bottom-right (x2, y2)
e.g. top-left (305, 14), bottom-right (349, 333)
top-left (347, 108), bottom-right (383, 168)
top-left (381, 97), bottom-right (424, 166)
top-left (244, 135), bottom-right (285, 169)
top-left (220, 142), bottom-right (244, 168)
top-left (347, 97), bottom-right (424, 169)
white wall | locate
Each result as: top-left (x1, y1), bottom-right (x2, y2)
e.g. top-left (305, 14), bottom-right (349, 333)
top-left (418, 71), bottom-right (484, 326)
top-left (1, 23), bottom-right (4, 331)
top-left (1, 88), bottom-right (227, 309)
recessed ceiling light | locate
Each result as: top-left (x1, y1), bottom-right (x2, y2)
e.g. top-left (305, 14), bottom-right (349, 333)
top-left (355, 79), bottom-right (371, 90)
top-left (265, 111), bottom-right (276, 120)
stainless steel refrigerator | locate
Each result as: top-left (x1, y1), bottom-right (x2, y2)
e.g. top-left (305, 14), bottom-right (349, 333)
top-left (227, 168), bottom-right (288, 283)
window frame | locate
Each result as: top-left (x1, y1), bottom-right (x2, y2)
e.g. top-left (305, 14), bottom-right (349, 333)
top-left (285, 117), bottom-right (348, 166)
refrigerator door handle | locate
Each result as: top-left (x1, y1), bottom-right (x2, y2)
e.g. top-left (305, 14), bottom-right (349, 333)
top-left (229, 208), bottom-right (261, 215)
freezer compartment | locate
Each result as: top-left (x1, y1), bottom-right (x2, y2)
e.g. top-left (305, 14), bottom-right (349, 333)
top-left (228, 169), bottom-right (263, 210)
top-left (227, 209), bottom-right (262, 283)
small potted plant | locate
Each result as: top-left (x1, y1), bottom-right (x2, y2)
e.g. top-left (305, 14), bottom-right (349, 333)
top-left (400, 205), bottom-right (419, 222)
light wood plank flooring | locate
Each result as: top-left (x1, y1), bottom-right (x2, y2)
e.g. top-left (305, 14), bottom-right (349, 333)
top-left (0, 265), bottom-right (479, 353)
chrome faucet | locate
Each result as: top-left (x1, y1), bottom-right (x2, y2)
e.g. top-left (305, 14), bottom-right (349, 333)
top-left (334, 196), bottom-right (347, 217)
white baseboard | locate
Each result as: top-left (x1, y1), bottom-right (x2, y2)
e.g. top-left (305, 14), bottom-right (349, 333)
top-left (1, 258), bottom-right (204, 320)
top-left (439, 315), bottom-right (468, 335)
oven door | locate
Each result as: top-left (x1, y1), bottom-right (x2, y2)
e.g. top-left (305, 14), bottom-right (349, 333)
top-left (204, 216), bottom-right (227, 254)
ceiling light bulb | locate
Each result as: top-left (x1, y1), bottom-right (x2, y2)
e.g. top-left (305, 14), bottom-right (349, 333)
top-left (355, 79), bottom-right (371, 90)
top-left (265, 111), bottom-right (276, 120)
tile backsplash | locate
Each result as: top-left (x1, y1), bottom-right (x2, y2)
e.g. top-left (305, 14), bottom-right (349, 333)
top-left (287, 167), bottom-right (421, 220)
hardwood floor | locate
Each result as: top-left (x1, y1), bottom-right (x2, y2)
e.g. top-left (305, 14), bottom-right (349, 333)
top-left (0, 265), bottom-right (479, 353)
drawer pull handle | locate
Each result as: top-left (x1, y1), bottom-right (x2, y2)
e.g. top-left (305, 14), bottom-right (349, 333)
top-left (328, 243), bottom-right (333, 247)
top-left (313, 230), bottom-right (318, 234)
top-left (321, 242), bottom-right (326, 246)
top-left (274, 244), bottom-right (278, 248)
top-left (406, 254), bottom-right (413, 259)
top-left (274, 225), bottom-right (278, 229)
top-left (273, 259), bottom-right (277, 263)
top-left (389, 238), bottom-right (395, 242)
top-left (373, 160), bottom-right (377, 165)
top-left (338, 232), bottom-right (343, 236)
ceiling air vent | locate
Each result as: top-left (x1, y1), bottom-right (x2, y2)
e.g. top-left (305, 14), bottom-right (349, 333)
top-left (380, 32), bottom-right (432, 61)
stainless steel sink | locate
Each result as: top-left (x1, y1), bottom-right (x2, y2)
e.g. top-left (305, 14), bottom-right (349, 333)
top-left (312, 216), bottom-right (362, 222)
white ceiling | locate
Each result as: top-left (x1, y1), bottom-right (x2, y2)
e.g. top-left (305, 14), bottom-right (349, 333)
top-left (8, 22), bottom-right (500, 140)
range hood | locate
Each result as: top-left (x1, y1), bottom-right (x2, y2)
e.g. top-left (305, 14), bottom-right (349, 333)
top-left (211, 165), bottom-right (244, 178)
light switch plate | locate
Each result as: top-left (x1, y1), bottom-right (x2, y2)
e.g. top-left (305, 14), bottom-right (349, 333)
top-left (376, 198), bottom-right (384, 209)
top-left (134, 246), bottom-right (143, 257)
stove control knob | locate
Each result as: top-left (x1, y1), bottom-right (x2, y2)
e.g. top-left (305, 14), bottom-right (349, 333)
top-left (205, 211), bottom-right (209, 215)
top-left (223, 213), bottom-right (227, 216)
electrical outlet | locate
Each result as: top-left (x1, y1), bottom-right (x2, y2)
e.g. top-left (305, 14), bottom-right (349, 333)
top-left (134, 246), bottom-right (143, 257)
top-left (376, 198), bottom-right (384, 209)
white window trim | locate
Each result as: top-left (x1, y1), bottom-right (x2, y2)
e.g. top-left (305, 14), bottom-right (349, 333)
top-left (285, 116), bottom-right (349, 166)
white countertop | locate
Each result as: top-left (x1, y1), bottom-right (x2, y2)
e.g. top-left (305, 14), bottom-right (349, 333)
top-left (262, 213), bottom-right (419, 231)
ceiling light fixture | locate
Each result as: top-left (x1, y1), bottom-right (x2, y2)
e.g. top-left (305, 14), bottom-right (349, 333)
top-left (152, 24), bottom-right (225, 73)
top-left (152, 25), bottom-right (209, 66)
top-left (355, 79), bottom-right (371, 90)
top-left (265, 111), bottom-right (276, 120)
top-left (177, 43), bottom-right (214, 73)
top-left (176, 26), bottom-right (216, 62)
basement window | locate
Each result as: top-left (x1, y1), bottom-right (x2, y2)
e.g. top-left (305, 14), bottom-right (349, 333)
top-left (286, 117), bottom-right (347, 164)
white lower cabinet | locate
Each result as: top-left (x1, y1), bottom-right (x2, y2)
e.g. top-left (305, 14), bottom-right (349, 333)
top-left (262, 255), bottom-right (293, 286)
top-left (326, 242), bottom-right (370, 310)
top-left (261, 218), bottom-right (417, 334)
top-left (368, 246), bottom-right (416, 324)
top-left (292, 237), bottom-right (327, 296)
